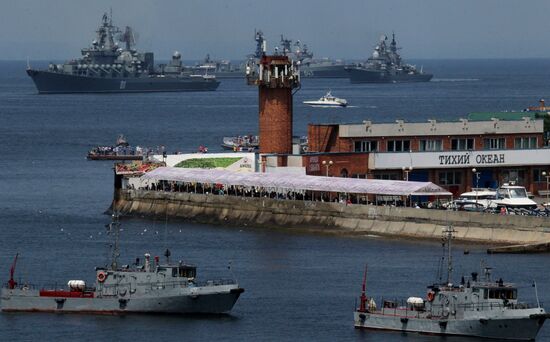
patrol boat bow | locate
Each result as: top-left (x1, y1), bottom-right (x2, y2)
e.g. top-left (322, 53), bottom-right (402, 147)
top-left (1, 214), bottom-right (244, 314)
top-left (354, 226), bottom-right (549, 340)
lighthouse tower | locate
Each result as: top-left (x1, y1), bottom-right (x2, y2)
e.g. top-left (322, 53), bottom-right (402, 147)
top-left (247, 52), bottom-right (300, 155)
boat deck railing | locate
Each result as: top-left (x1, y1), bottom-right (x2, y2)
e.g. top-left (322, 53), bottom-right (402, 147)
top-left (366, 297), bottom-right (542, 318)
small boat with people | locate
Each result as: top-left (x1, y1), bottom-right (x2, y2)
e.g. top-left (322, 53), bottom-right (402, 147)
top-left (303, 91), bottom-right (348, 107)
top-left (87, 135), bottom-right (163, 161)
top-left (1, 213), bottom-right (244, 314)
top-left (221, 135), bottom-right (259, 152)
top-left (354, 225), bottom-right (549, 340)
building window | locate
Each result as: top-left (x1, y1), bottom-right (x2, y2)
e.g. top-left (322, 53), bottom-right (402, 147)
top-left (374, 173), bottom-right (400, 180)
top-left (354, 140), bottom-right (378, 152)
top-left (514, 137), bottom-right (537, 149)
top-left (387, 140), bottom-right (410, 152)
top-left (438, 171), bottom-right (462, 185)
top-left (450, 138), bottom-right (474, 151)
top-left (501, 169), bottom-right (525, 185)
top-left (419, 139), bottom-right (443, 151)
top-left (483, 138), bottom-right (506, 150)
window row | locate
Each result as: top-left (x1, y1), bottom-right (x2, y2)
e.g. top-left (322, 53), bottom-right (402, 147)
top-left (353, 137), bottom-right (538, 152)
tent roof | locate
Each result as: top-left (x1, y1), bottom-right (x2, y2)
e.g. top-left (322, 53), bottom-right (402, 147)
top-left (141, 167), bottom-right (452, 196)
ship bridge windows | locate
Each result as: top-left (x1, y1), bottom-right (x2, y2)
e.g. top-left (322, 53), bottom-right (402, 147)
top-left (172, 266), bottom-right (196, 278)
top-left (483, 288), bottom-right (517, 300)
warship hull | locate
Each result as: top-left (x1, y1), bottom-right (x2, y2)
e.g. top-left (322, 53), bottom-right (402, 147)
top-left (1, 285), bottom-right (243, 314)
top-left (27, 69), bottom-right (220, 94)
top-left (346, 68), bottom-right (433, 83)
top-left (354, 309), bottom-right (546, 341)
top-left (301, 64), bottom-right (349, 78)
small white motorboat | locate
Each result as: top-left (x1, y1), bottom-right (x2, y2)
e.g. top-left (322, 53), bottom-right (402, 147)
top-left (303, 91), bottom-right (347, 107)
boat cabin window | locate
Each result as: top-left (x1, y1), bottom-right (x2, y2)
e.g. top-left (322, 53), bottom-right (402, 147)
top-left (484, 288), bottom-right (517, 300)
top-left (173, 266), bottom-right (196, 278)
top-left (509, 188), bottom-right (527, 199)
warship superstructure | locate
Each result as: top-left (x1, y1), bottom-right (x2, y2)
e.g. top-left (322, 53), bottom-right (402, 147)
top-left (1, 214), bottom-right (244, 314)
top-left (346, 33), bottom-right (432, 83)
top-left (278, 35), bottom-right (349, 78)
top-left (354, 226), bottom-right (548, 340)
top-left (194, 30), bottom-right (266, 79)
top-left (26, 12), bottom-right (219, 93)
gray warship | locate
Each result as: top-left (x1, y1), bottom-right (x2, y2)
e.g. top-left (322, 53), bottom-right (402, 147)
top-left (354, 226), bottom-right (548, 340)
top-left (1, 214), bottom-right (244, 314)
top-left (26, 12), bottom-right (219, 94)
top-left (278, 35), bottom-right (349, 78)
top-left (193, 30), bottom-right (266, 79)
top-left (346, 33), bottom-right (433, 83)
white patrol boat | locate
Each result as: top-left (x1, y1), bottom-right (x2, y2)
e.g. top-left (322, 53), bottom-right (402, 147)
top-left (303, 91), bottom-right (348, 107)
top-left (354, 226), bottom-right (549, 340)
top-left (1, 214), bottom-right (244, 314)
top-left (495, 183), bottom-right (538, 210)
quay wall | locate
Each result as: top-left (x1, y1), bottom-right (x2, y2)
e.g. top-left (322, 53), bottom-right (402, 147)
top-left (115, 189), bottom-right (550, 244)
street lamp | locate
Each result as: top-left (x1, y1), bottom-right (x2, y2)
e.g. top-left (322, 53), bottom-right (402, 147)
top-left (542, 171), bottom-right (550, 206)
top-left (472, 168), bottom-right (480, 205)
top-left (402, 166), bottom-right (413, 181)
top-left (322, 160), bottom-right (333, 177)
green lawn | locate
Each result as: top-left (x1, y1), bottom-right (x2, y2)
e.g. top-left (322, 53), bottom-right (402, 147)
top-left (174, 157), bottom-right (241, 169)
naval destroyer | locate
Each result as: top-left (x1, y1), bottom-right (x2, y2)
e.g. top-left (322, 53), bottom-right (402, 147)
top-left (26, 13), bottom-right (219, 94)
top-left (1, 214), bottom-right (244, 314)
top-left (354, 226), bottom-right (548, 340)
top-left (346, 33), bottom-right (432, 83)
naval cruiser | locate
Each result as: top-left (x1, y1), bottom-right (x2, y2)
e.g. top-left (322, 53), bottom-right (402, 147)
top-left (346, 33), bottom-right (433, 83)
top-left (1, 214), bottom-right (244, 314)
top-left (26, 12), bottom-right (219, 94)
top-left (354, 226), bottom-right (548, 340)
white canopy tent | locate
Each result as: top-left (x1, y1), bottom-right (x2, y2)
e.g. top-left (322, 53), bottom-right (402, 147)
top-left (141, 167), bottom-right (452, 197)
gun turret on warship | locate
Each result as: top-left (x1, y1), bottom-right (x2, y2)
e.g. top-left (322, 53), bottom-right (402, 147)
top-left (26, 12), bottom-right (219, 93)
top-left (1, 214), bottom-right (244, 314)
top-left (354, 226), bottom-right (548, 340)
top-left (346, 33), bottom-right (433, 83)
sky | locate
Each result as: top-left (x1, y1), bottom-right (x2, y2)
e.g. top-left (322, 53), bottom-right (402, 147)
top-left (2, 0), bottom-right (550, 61)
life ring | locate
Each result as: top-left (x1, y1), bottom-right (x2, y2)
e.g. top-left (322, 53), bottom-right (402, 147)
top-left (97, 271), bottom-right (107, 283)
top-left (427, 291), bottom-right (435, 302)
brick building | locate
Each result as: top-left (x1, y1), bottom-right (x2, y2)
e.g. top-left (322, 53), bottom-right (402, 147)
top-left (306, 113), bottom-right (550, 196)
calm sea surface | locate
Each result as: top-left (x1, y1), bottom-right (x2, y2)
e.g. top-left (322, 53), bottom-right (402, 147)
top-left (1, 59), bottom-right (550, 341)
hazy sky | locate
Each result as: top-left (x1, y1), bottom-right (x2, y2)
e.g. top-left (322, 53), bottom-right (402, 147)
top-left (2, 0), bottom-right (550, 60)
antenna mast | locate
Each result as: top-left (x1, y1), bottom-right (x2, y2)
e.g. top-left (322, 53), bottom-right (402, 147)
top-left (443, 225), bottom-right (455, 285)
top-left (110, 212), bottom-right (121, 270)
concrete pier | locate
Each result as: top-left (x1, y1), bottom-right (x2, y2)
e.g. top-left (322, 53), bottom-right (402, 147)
top-left (115, 189), bottom-right (550, 245)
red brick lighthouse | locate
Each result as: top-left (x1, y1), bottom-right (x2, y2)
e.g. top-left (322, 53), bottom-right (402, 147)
top-left (247, 53), bottom-right (300, 155)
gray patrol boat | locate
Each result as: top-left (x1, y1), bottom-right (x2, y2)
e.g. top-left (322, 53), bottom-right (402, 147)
top-left (26, 12), bottom-right (219, 94)
top-left (346, 33), bottom-right (433, 83)
top-left (354, 226), bottom-right (548, 340)
top-left (1, 214), bottom-right (244, 314)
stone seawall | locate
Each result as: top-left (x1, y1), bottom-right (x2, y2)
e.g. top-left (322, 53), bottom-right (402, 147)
top-left (115, 189), bottom-right (550, 245)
